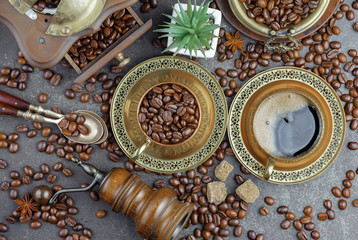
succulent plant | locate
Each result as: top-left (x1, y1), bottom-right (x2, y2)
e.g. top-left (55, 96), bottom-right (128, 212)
top-left (155, 0), bottom-right (220, 58)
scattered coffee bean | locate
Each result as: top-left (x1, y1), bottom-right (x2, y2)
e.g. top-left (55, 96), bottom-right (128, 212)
top-left (259, 206), bottom-right (269, 216)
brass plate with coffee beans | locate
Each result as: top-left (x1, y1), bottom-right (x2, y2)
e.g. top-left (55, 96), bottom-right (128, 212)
top-left (111, 56), bottom-right (227, 173)
top-left (228, 67), bottom-right (345, 184)
top-left (217, 0), bottom-right (339, 44)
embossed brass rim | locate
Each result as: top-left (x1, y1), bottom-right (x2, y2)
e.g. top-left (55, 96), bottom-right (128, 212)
top-left (228, 0), bottom-right (329, 38)
top-left (228, 67), bottom-right (345, 184)
top-left (110, 56), bottom-right (227, 173)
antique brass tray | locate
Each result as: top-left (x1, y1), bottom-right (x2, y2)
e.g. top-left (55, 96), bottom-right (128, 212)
top-left (228, 67), bottom-right (345, 184)
top-left (110, 57), bottom-right (227, 173)
top-left (217, 0), bottom-right (340, 52)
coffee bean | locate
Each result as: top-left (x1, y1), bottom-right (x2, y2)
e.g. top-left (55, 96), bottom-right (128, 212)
top-left (318, 212), bottom-right (328, 221)
top-left (89, 191), bottom-right (99, 201)
top-left (293, 220), bottom-right (303, 230)
top-left (227, 69), bottom-right (238, 78)
top-left (33, 172), bottom-right (44, 181)
top-left (300, 215), bottom-right (312, 224)
top-left (233, 225), bottom-right (243, 237)
top-left (59, 228), bottom-right (69, 238)
top-left (23, 166), bottom-right (34, 177)
top-left (11, 179), bottom-right (21, 187)
top-left (65, 89), bottom-right (76, 99)
top-left (348, 142), bottom-right (358, 150)
top-left (342, 188), bottom-right (351, 198)
top-left (347, 170), bottom-right (355, 180)
top-left (324, 200), bottom-right (332, 209)
top-left (65, 216), bottom-right (77, 227)
top-left (71, 84), bottom-right (83, 93)
top-left (68, 207), bottom-right (78, 215)
top-left (0, 160), bottom-right (7, 169)
top-left (332, 187), bottom-right (342, 197)
top-left (343, 179), bottom-right (352, 188)
top-left (16, 124), bottom-right (28, 133)
top-left (338, 199), bottom-right (347, 210)
top-left (297, 230), bottom-right (308, 240)
top-left (259, 206), bottom-right (269, 216)
top-left (264, 196), bottom-right (274, 205)
top-left (45, 144), bottom-right (55, 154)
top-left (0, 223), bottom-right (7, 233)
top-left (43, 69), bottom-right (54, 80)
top-left (80, 93), bottom-right (90, 103)
top-left (280, 219), bottom-right (291, 229)
top-left (26, 129), bottom-right (37, 138)
top-left (38, 93), bottom-right (48, 103)
top-left (311, 230), bottom-right (320, 239)
top-left (1, 182), bottom-right (10, 191)
top-left (286, 212), bottom-right (295, 220)
top-left (153, 179), bottom-right (165, 188)
top-left (247, 230), bottom-right (256, 240)
top-left (83, 228), bottom-right (92, 238)
top-left (62, 168), bottom-right (73, 177)
top-left (8, 142), bottom-right (19, 153)
top-left (303, 206), bottom-right (313, 216)
top-left (30, 221), bottom-right (42, 229)
top-left (216, 68), bottom-right (226, 77)
top-left (47, 174), bottom-right (57, 184)
top-left (277, 206), bottom-right (288, 214)
top-left (9, 171), bottom-right (19, 179)
top-left (94, 209), bottom-right (107, 220)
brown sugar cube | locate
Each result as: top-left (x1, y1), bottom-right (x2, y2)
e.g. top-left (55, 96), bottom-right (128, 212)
top-left (207, 181), bottom-right (227, 203)
top-left (235, 179), bottom-right (260, 203)
top-left (214, 160), bottom-right (234, 181)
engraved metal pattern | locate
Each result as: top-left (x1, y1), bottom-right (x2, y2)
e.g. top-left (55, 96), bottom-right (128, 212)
top-left (111, 57), bottom-right (227, 173)
top-left (229, 67), bottom-right (345, 184)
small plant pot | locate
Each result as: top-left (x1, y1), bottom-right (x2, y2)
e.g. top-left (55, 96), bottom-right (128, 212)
top-left (166, 3), bottom-right (222, 58)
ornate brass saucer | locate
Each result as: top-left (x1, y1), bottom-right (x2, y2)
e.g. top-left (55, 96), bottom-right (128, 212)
top-left (228, 67), bottom-right (345, 184)
top-left (110, 57), bottom-right (227, 173)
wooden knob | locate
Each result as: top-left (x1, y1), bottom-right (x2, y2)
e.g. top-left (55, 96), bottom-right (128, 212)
top-left (99, 168), bottom-right (193, 240)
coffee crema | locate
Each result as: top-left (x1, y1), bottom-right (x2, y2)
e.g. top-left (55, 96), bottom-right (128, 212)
top-left (253, 91), bottom-right (321, 158)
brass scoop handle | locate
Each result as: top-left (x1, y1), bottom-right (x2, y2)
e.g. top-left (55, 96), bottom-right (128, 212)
top-left (264, 29), bottom-right (299, 54)
top-left (0, 90), bottom-right (63, 119)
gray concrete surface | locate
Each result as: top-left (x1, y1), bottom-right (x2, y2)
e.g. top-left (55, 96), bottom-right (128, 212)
top-left (0, 1), bottom-right (358, 239)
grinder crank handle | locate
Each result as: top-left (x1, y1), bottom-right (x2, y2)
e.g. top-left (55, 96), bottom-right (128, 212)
top-left (0, 90), bottom-right (63, 119)
top-left (48, 157), bottom-right (106, 204)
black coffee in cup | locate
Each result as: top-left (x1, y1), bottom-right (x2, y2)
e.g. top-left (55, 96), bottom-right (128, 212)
top-left (253, 91), bottom-right (321, 158)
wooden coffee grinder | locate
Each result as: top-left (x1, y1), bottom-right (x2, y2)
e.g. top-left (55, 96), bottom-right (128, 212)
top-left (32, 157), bottom-right (194, 240)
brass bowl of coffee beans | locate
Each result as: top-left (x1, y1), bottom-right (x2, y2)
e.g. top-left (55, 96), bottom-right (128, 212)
top-left (137, 82), bottom-right (201, 146)
top-left (110, 57), bottom-right (228, 173)
top-left (228, 0), bottom-right (338, 52)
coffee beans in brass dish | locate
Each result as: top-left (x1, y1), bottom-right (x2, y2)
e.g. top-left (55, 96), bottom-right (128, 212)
top-left (244, 0), bottom-right (321, 31)
top-left (59, 113), bottom-right (89, 137)
top-left (138, 83), bottom-right (201, 145)
top-left (33, 0), bottom-right (60, 11)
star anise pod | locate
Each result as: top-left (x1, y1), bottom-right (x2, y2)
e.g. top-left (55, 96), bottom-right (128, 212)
top-left (15, 193), bottom-right (39, 218)
top-left (224, 31), bottom-right (246, 56)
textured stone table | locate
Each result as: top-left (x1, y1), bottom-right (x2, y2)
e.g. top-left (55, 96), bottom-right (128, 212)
top-left (0, 1), bottom-right (357, 239)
